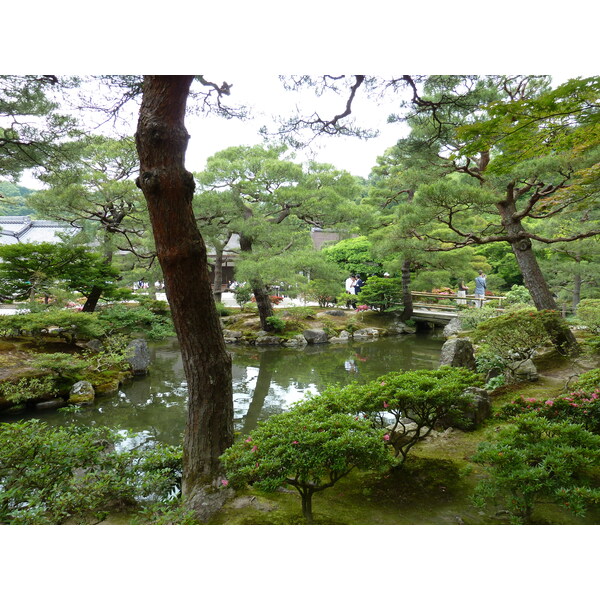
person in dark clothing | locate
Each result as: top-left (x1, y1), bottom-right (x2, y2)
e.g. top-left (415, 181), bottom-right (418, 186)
top-left (354, 276), bottom-right (364, 295)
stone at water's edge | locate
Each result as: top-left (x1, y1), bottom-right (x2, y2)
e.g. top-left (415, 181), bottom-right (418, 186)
top-left (443, 318), bottom-right (462, 338)
top-left (36, 399), bottom-right (67, 410)
top-left (303, 329), bottom-right (328, 344)
top-left (329, 330), bottom-right (351, 343)
top-left (438, 338), bottom-right (477, 371)
top-left (283, 334), bottom-right (308, 347)
top-left (353, 327), bottom-right (380, 339)
top-left (389, 321), bottom-right (417, 335)
top-left (256, 335), bottom-right (283, 346)
top-left (69, 380), bottom-right (95, 404)
top-left (126, 338), bottom-right (151, 375)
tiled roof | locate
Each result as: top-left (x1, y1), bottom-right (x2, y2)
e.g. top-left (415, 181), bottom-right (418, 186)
top-left (0, 216), bottom-right (77, 244)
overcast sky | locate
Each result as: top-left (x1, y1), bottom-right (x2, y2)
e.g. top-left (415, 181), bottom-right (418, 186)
top-left (184, 74), bottom-right (410, 177)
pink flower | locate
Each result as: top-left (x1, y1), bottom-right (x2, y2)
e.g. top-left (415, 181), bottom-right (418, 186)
top-left (292, 440), bottom-right (299, 445)
top-left (383, 434), bottom-right (390, 442)
top-left (383, 401), bottom-right (389, 408)
top-left (221, 479), bottom-right (229, 487)
top-left (245, 437), bottom-right (252, 443)
top-left (251, 445), bottom-right (258, 453)
top-left (592, 393), bottom-right (598, 400)
top-left (545, 400), bottom-right (554, 406)
top-left (380, 381), bottom-right (386, 386)
top-left (525, 398), bottom-right (537, 403)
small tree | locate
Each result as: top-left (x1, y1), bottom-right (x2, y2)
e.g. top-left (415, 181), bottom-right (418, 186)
top-left (472, 414), bottom-right (600, 523)
top-left (301, 367), bottom-right (482, 464)
top-left (0, 242), bottom-right (128, 308)
top-left (221, 407), bottom-right (394, 523)
top-left (355, 276), bottom-right (403, 312)
top-left (576, 299), bottom-right (600, 335)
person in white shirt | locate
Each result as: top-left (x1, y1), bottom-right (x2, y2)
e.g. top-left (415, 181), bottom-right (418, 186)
top-left (345, 275), bottom-right (357, 308)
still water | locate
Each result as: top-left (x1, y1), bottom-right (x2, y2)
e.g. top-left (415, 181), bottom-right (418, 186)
top-left (27, 333), bottom-right (444, 446)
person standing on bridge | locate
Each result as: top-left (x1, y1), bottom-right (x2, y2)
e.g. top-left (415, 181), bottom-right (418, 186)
top-left (457, 281), bottom-right (468, 305)
top-left (474, 271), bottom-right (487, 308)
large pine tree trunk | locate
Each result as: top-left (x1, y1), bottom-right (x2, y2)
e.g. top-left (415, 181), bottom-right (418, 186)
top-left (82, 285), bottom-right (102, 312)
top-left (253, 285), bottom-right (275, 330)
top-left (212, 241), bottom-right (228, 303)
top-left (239, 232), bottom-right (274, 330)
top-left (498, 195), bottom-right (578, 353)
top-left (400, 258), bottom-right (413, 321)
top-left (135, 76), bottom-right (233, 495)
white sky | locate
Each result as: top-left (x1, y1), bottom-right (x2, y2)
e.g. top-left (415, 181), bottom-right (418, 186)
top-left (16, 74), bottom-right (408, 188)
top-left (184, 74), bottom-right (410, 177)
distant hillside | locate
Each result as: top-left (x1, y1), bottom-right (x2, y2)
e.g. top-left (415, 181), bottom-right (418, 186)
top-left (0, 182), bottom-right (35, 216)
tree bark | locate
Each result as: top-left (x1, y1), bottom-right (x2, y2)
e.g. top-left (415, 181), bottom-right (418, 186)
top-left (135, 76), bottom-right (233, 493)
top-left (239, 232), bottom-right (274, 330)
top-left (82, 285), bottom-right (102, 312)
top-left (497, 193), bottom-right (578, 353)
top-left (400, 258), bottom-right (413, 321)
top-left (301, 488), bottom-right (314, 524)
top-left (211, 239), bottom-right (229, 303)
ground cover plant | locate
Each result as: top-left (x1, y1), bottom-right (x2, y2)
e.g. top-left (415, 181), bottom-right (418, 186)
top-left (497, 368), bottom-right (600, 434)
top-left (472, 414), bottom-right (600, 523)
top-left (0, 418), bottom-right (184, 524)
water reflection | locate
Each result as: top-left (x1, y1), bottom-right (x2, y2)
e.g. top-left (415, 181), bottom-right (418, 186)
top-left (11, 333), bottom-right (444, 446)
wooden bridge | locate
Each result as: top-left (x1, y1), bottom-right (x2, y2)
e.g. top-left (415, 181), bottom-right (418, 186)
top-left (410, 292), bottom-right (506, 325)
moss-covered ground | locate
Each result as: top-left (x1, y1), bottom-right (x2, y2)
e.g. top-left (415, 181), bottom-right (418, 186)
top-left (209, 346), bottom-right (600, 526)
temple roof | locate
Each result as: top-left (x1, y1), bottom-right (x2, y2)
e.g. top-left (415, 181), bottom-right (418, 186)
top-left (0, 216), bottom-right (78, 245)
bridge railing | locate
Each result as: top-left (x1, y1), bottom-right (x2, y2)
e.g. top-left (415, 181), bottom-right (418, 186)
top-left (410, 291), bottom-right (506, 312)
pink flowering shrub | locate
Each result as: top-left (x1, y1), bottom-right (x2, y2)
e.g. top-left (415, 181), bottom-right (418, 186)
top-left (499, 388), bottom-right (600, 433)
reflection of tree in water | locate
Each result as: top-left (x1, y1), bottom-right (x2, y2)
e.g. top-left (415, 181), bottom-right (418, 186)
top-left (240, 350), bottom-right (279, 434)
top-left (21, 334), bottom-right (444, 446)
top-left (235, 333), bottom-right (444, 432)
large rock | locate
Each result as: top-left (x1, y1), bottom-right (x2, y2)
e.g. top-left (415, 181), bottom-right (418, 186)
top-left (283, 335), bottom-right (308, 348)
top-left (323, 310), bottom-right (346, 317)
top-left (510, 358), bottom-right (538, 381)
top-left (35, 399), bottom-right (67, 410)
top-left (443, 318), bottom-right (462, 338)
top-left (303, 328), bottom-right (329, 344)
top-left (83, 339), bottom-right (104, 353)
top-left (460, 387), bottom-right (491, 428)
top-left (353, 327), bottom-right (380, 339)
top-left (437, 387), bottom-right (491, 431)
top-left (389, 321), bottom-right (416, 335)
top-left (222, 329), bottom-right (242, 339)
top-left (329, 330), bottom-right (351, 343)
top-left (439, 338), bottom-right (477, 371)
top-left (126, 338), bottom-right (151, 375)
top-left (69, 380), bottom-right (95, 405)
top-left (256, 335), bottom-right (283, 346)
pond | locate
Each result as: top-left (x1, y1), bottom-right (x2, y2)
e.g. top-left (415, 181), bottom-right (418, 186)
top-left (15, 332), bottom-right (445, 446)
